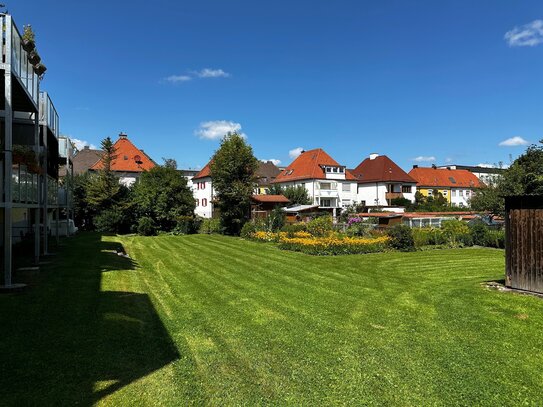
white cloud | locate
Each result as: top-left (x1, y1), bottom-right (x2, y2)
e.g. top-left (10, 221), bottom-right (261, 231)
top-left (499, 136), bottom-right (529, 147)
top-left (71, 138), bottom-right (97, 151)
top-left (476, 163), bottom-right (495, 168)
top-left (445, 157), bottom-right (453, 163)
top-left (505, 20), bottom-right (543, 47)
top-left (195, 120), bottom-right (246, 140)
top-left (164, 74), bottom-right (192, 83)
top-left (412, 156), bottom-right (436, 162)
top-left (289, 147), bottom-right (304, 159)
top-left (261, 159), bottom-right (281, 166)
top-left (196, 68), bottom-right (230, 78)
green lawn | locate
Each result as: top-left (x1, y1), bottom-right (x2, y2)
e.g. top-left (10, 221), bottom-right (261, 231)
top-left (1, 233), bottom-right (543, 406)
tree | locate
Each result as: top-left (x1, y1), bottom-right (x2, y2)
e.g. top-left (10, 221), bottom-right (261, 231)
top-left (86, 137), bottom-right (120, 211)
top-left (282, 185), bottom-right (312, 206)
top-left (210, 132), bottom-right (259, 235)
top-left (162, 158), bottom-right (177, 169)
top-left (267, 184), bottom-right (284, 195)
top-left (132, 165), bottom-right (195, 232)
top-left (470, 140), bottom-right (543, 216)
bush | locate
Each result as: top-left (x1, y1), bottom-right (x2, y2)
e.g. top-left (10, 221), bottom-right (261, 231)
top-left (281, 223), bottom-right (307, 237)
top-left (278, 234), bottom-right (390, 255)
top-left (94, 207), bottom-right (132, 234)
top-left (137, 216), bottom-right (157, 236)
top-left (199, 218), bottom-right (222, 234)
top-left (306, 216), bottom-right (333, 237)
top-left (345, 217), bottom-right (377, 237)
top-left (241, 221), bottom-right (259, 239)
top-left (486, 230), bottom-right (505, 248)
top-left (469, 221), bottom-right (490, 246)
top-left (387, 224), bottom-right (415, 252)
top-left (441, 220), bottom-right (471, 247)
top-left (172, 216), bottom-right (201, 235)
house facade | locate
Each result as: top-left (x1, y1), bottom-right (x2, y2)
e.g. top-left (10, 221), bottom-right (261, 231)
top-left (191, 162), bottom-right (214, 218)
top-left (409, 166), bottom-right (482, 207)
top-left (351, 153), bottom-right (417, 206)
top-left (437, 164), bottom-right (505, 185)
top-left (272, 148), bottom-right (358, 216)
top-left (255, 161), bottom-right (281, 194)
top-left (1, 13), bottom-right (61, 287)
top-left (90, 133), bottom-right (156, 186)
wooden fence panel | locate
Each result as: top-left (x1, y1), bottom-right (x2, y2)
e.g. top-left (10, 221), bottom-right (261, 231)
top-left (506, 196), bottom-right (543, 294)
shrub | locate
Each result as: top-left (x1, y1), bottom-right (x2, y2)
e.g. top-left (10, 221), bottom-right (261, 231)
top-left (306, 216), bottom-right (333, 237)
top-left (441, 220), bottom-right (471, 247)
top-left (281, 223), bottom-right (307, 237)
top-left (278, 234), bottom-right (390, 255)
top-left (345, 217), bottom-right (376, 237)
top-left (486, 230), bottom-right (505, 249)
top-left (199, 218), bottom-right (222, 234)
top-left (241, 221), bottom-right (259, 238)
top-left (94, 207), bottom-right (132, 234)
top-left (172, 216), bottom-right (201, 235)
top-left (469, 221), bottom-right (490, 246)
top-left (137, 216), bottom-right (157, 236)
top-left (387, 224), bottom-right (415, 252)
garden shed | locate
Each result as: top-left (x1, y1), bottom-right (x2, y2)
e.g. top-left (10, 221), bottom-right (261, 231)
top-left (505, 195), bottom-right (543, 294)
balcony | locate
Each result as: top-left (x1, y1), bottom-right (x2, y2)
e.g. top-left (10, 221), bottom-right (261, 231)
top-left (1, 14), bottom-right (40, 109)
top-left (58, 137), bottom-right (73, 161)
top-left (39, 92), bottom-right (59, 138)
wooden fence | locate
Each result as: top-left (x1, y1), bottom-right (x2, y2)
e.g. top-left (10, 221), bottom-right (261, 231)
top-left (505, 195), bottom-right (543, 294)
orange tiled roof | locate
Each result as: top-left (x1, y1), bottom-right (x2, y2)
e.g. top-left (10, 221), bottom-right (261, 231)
top-left (251, 194), bottom-right (290, 203)
top-left (408, 167), bottom-right (482, 188)
top-left (192, 161), bottom-right (212, 180)
top-left (91, 136), bottom-right (156, 172)
top-left (352, 155), bottom-right (416, 184)
top-left (273, 148), bottom-right (356, 183)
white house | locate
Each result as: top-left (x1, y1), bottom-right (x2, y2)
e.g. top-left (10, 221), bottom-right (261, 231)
top-left (271, 148), bottom-right (358, 217)
top-left (350, 153), bottom-right (417, 207)
top-left (191, 163), bottom-right (214, 218)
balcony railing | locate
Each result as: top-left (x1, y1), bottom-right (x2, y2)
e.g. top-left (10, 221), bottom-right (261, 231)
top-left (58, 137), bottom-right (73, 160)
top-left (1, 14), bottom-right (39, 106)
top-left (39, 92), bottom-right (59, 138)
top-left (385, 192), bottom-right (404, 200)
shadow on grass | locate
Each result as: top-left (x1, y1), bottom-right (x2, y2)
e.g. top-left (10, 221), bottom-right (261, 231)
top-left (0, 232), bottom-right (180, 406)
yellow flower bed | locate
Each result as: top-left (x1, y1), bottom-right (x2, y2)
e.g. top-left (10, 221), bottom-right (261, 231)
top-left (250, 230), bottom-right (390, 255)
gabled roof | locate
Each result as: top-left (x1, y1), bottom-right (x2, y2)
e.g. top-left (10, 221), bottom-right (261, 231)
top-left (352, 155), bottom-right (416, 184)
top-left (192, 161), bottom-right (212, 180)
top-left (408, 167), bottom-right (482, 188)
top-left (91, 135), bottom-right (156, 172)
top-left (273, 148), bottom-right (356, 183)
top-left (251, 194), bottom-right (290, 203)
top-left (256, 161), bottom-right (281, 185)
top-left (72, 147), bottom-right (103, 175)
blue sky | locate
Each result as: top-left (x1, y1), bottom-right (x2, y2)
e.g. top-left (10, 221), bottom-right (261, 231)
top-left (13, 0), bottom-right (543, 171)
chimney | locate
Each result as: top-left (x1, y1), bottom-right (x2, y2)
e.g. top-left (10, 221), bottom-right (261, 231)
top-left (119, 132), bottom-right (128, 139)
top-left (84, 145), bottom-right (90, 150)
top-left (369, 153), bottom-right (379, 160)
top-left (412, 165), bottom-right (418, 169)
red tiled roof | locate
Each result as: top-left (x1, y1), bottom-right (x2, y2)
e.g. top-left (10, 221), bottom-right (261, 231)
top-left (351, 155), bottom-right (416, 184)
top-left (91, 136), bottom-right (156, 172)
top-left (273, 148), bottom-right (356, 183)
top-left (408, 167), bottom-right (482, 188)
top-left (192, 161), bottom-right (212, 180)
top-left (251, 194), bottom-right (290, 203)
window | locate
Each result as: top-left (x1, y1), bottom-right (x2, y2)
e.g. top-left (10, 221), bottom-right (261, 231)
top-left (333, 167), bottom-right (338, 173)
top-left (427, 189), bottom-right (433, 196)
top-left (442, 190), bottom-right (448, 196)
top-left (452, 190), bottom-right (456, 197)
top-left (342, 183), bottom-right (351, 192)
top-left (202, 198), bottom-right (208, 207)
top-left (320, 182), bottom-right (332, 190)
top-left (320, 198), bottom-right (331, 207)
top-left (339, 168), bottom-right (345, 173)
top-left (402, 185), bottom-right (412, 193)
top-left (342, 199), bottom-right (350, 207)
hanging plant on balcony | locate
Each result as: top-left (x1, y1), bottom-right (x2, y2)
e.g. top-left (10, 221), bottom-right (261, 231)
top-left (21, 25), bottom-right (36, 52)
top-left (33, 63), bottom-right (47, 78)
top-left (12, 145), bottom-right (41, 174)
top-left (28, 50), bottom-right (41, 65)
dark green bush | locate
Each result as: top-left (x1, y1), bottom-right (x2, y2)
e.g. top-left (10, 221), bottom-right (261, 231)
top-left (94, 207), bottom-right (132, 234)
top-left (199, 218), bottom-right (222, 234)
top-left (469, 221), bottom-right (490, 246)
top-left (241, 221), bottom-right (259, 238)
top-left (387, 224), bottom-right (415, 252)
top-left (137, 216), bottom-right (157, 236)
top-left (173, 215), bottom-right (201, 235)
top-left (486, 230), bottom-right (505, 248)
